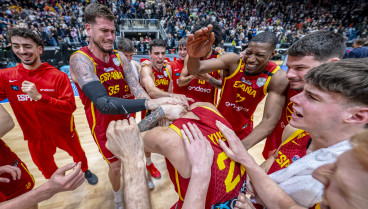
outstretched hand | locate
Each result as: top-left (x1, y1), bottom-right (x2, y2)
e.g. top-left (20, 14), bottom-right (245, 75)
top-left (161, 104), bottom-right (188, 121)
top-left (0, 165), bottom-right (21, 183)
top-left (216, 121), bottom-right (255, 165)
top-left (46, 162), bottom-right (85, 193)
top-left (187, 25), bottom-right (215, 58)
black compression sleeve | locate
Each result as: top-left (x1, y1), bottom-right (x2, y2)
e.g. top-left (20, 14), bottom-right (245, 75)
top-left (82, 81), bottom-right (147, 115)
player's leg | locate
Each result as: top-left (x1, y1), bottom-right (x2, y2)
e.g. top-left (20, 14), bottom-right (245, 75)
top-left (108, 160), bottom-right (123, 209)
top-left (27, 140), bottom-right (57, 179)
top-left (56, 131), bottom-right (98, 185)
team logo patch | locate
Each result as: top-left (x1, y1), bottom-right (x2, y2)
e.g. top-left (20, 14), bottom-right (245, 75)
top-left (163, 71), bottom-right (168, 77)
top-left (256, 77), bottom-right (267, 87)
top-left (241, 77), bottom-right (252, 85)
top-left (175, 72), bottom-right (180, 76)
top-left (113, 58), bottom-right (120, 66)
top-left (292, 155), bottom-right (300, 162)
top-left (11, 85), bottom-right (19, 91)
top-left (242, 123), bottom-right (248, 129)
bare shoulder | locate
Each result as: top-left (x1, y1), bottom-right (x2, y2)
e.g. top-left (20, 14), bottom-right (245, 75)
top-left (269, 68), bottom-right (289, 93)
top-left (142, 126), bottom-right (182, 154)
top-left (69, 52), bottom-right (98, 87)
top-left (219, 52), bottom-right (241, 76)
top-left (281, 124), bottom-right (299, 143)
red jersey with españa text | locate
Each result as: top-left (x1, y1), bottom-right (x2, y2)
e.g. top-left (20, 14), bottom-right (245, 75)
top-left (167, 106), bottom-right (246, 209)
top-left (170, 59), bottom-right (186, 94)
top-left (263, 87), bottom-right (301, 159)
top-left (152, 64), bottom-right (171, 92)
top-left (0, 63), bottom-right (77, 141)
top-left (185, 51), bottom-right (221, 105)
top-left (217, 60), bottom-right (279, 139)
top-left (268, 129), bottom-right (310, 174)
top-left (74, 47), bottom-right (135, 144)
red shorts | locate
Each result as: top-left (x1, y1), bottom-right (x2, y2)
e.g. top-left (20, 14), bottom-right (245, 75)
top-left (0, 160), bottom-right (34, 202)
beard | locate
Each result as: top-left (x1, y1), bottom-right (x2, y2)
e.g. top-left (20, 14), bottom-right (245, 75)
top-left (92, 37), bottom-right (113, 53)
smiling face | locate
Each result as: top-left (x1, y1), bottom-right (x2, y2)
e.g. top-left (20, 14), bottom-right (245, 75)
top-left (178, 45), bottom-right (187, 61)
top-left (289, 84), bottom-right (347, 133)
top-left (243, 41), bottom-right (274, 74)
top-left (312, 150), bottom-right (368, 209)
top-left (286, 55), bottom-right (322, 91)
top-left (149, 46), bottom-right (166, 70)
top-left (11, 36), bottom-right (43, 69)
top-left (86, 17), bottom-right (115, 53)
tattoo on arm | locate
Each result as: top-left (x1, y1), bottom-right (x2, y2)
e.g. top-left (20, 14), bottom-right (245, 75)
top-left (69, 53), bottom-right (99, 88)
top-left (119, 52), bottom-right (150, 99)
top-left (208, 77), bottom-right (222, 89)
top-left (138, 107), bottom-right (165, 131)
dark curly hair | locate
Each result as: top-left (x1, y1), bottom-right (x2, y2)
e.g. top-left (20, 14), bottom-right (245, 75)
top-left (7, 28), bottom-right (44, 49)
top-left (191, 18), bottom-right (222, 46)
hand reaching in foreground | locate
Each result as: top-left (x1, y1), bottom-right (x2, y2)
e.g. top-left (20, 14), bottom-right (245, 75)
top-left (46, 162), bottom-right (85, 193)
top-left (181, 122), bottom-right (214, 174)
top-left (235, 193), bottom-right (257, 209)
top-left (106, 118), bottom-right (144, 161)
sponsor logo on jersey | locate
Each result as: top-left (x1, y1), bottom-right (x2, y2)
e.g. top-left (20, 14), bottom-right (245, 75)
top-left (163, 71), bottom-right (168, 77)
top-left (233, 81), bottom-right (257, 97)
top-left (11, 85), bottom-right (19, 91)
top-left (157, 75), bottom-right (164, 79)
top-left (104, 67), bottom-right (115, 72)
top-left (40, 89), bottom-right (55, 92)
top-left (256, 77), bottom-right (267, 87)
top-left (241, 77), bottom-right (252, 85)
top-left (188, 86), bottom-right (211, 93)
top-left (225, 102), bottom-right (249, 112)
top-left (9, 80), bottom-right (17, 83)
top-left (17, 94), bottom-right (34, 101)
top-left (113, 58), bottom-right (120, 66)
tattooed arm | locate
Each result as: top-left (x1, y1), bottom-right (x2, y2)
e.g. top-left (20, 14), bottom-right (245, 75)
top-left (138, 104), bottom-right (187, 132)
top-left (69, 52), bottom-right (100, 87)
top-left (117, 51), bottom-right (150, 99)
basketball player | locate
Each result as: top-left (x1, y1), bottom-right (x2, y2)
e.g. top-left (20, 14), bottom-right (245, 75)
top-left (108, 102), bottom-right (246, 209)
top-left (218, 59), bottom-right (368, 208)
top-left (69, 4), bottom-right (184, 209)
top-left (178, 19), bottom-right (223, 104)
top-left (187, 26), bottom-right (289, 149)
top-left (170, 38), bottom-right (188, 95)
top-left (117, 37), bottom-right (141, 81)
top-left (0, 28), bottom-right (98, 184)
top-left (262, 31), bottom-right (346, 158)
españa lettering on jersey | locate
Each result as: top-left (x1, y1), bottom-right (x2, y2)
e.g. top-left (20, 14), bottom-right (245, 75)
top-left (167, 106), bottom-right (246, 209)
top-left (217, 60), bottom-right (279, 140)
top-left (152, 64), bottom-right (171, 92)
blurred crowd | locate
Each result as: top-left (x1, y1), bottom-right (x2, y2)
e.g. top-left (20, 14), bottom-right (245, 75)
top-left (0, 0), bottom-right (367, 51)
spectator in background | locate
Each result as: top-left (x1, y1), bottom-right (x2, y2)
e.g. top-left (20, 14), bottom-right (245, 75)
top-left (137, 38), bottom-right (148, 54)
top-left (345, 38), bottom-right (368, 58)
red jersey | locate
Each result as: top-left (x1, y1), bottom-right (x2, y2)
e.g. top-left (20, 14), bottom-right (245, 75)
top-left (217, 60), bottom-right (280, 139)
top-left (74, 47), bottom-right (135, 161)
top-left (263, 87), bottom-right (301, 159)
top-left (0, 139), bottom-right (34, 202)
top-left (170, 59), bottom-right (186, 94)
top-left (185, 51), bottom-right (221, 105)
top-left (268, 129), bottom-right (310, 174)
top-left (152, 64), bottom-right (171, 92)
top-left (167, 106), bottom-right (246, 209)
top-left (0, 63), bottom-right (77, 141)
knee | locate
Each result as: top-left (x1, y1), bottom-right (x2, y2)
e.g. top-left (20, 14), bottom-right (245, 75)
top-left (109, 161), bottom-right (121, 175)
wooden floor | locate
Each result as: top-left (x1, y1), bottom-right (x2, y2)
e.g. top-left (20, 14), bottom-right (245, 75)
top-left (2, 97), bottom-right (266, 209)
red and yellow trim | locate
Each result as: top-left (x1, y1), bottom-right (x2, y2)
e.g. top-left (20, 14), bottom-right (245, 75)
top-left (282, 129), bottom-right (305, 146)
top-left (90, 102), bottom-right (110, 163)
top-left (218, 59), bottom-right (243, 107)
top-left (263, 65), bottom-right (280, 95)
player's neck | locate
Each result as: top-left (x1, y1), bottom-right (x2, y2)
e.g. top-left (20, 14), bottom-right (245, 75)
top-left (88, 44), bottom-right (110, 63)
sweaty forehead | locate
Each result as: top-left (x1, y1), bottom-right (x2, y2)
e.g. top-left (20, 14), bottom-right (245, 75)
top-left (92, 17), bottom-right (115, 29)
top-left (151, 46), bottom-right (166, 53)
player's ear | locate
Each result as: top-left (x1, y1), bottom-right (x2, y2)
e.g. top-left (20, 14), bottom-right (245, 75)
top-left (345, 106), bottom-right (368, 125)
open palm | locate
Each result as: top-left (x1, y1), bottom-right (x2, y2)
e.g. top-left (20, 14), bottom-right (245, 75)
top-left (187, 25), bottom-right (215, 58)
